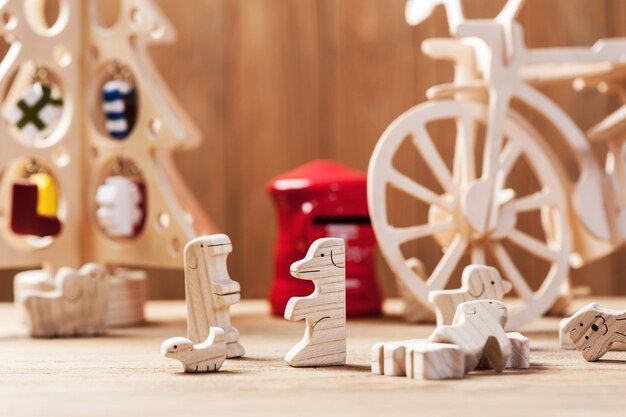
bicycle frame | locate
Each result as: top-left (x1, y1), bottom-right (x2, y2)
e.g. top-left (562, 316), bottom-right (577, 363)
top-left (411, 0), bottom-right (626, 265)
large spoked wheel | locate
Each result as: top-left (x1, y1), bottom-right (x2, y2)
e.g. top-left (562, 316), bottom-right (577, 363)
top-left (368, 100), bottom-right (571, 329)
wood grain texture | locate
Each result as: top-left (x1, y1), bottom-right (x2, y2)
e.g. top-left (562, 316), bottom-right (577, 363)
top-left (562, 302), bottom-right (626, 361)
top-left (21, 263), bottom-right (109, 337)
top-left (284, 238), bottom-right (346, 367)
top-left (430, 300), bottom-right (511, 372)
top-left (5, 298), bottom-right (626, 416)
top-left (2, 0), bottom-right (626, 302)
top-left (160, 327), bottom-right (226, 373)
top-left (184, 234), bottom-right (244, 358)
top-left (429, 265), bottom-right (512, 326)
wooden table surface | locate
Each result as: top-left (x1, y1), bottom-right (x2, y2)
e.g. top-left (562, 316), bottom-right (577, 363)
top-left (2, 298), bottom-right (626, 417)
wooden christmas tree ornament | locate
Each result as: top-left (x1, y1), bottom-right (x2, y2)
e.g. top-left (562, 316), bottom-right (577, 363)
top-left (0, 0), bottom-right (219, 335)
top-left (185, 234), bottom-right (245, 359)
top-left (368, 0), bottom-right (626, 329)
top-left (284, 237), bottom-right (346, 367)
top-left (562, 303), bottom-right (626, 362)
top-left (161, 327), bottom-right (227, 373)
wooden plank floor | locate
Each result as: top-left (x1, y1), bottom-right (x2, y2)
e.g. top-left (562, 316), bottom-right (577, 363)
top-left (2, 298), bottom-right (626, 417)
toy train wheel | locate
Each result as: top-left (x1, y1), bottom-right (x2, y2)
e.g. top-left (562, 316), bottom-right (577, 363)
top-left (368, 100), bottom-right (571, 329)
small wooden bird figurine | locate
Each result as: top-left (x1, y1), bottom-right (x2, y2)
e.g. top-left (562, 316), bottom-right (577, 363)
top-left (161, 327), bottom-right (227, 373)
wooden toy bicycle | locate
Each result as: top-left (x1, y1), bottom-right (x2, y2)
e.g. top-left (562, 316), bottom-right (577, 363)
top-left (368, 0), bottom-right (626, 328)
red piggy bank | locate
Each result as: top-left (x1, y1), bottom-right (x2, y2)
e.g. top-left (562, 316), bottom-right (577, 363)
top-left (268, 160), bottom-right (382, 316)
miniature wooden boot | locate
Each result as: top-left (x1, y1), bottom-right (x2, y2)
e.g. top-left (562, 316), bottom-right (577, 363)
top-left (185, 234), bottom-right (245, 358)
top-left (284, 238), bottom-right (346, 367)
top-left (11, 181), bottom-right (61, 237)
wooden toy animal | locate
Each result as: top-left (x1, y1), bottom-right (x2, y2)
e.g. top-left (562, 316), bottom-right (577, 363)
top-left (561, 303), bottom-right (626, 362)
top-left (429, 265), bottom-right (512, 326)
top-left (371, 331), bottom-right (529, 380)
top-left (430, 300), bottom-right (512, 372)
top-left (21, 263), bottom-right (109, 338)
top-left (185, 234), bottom-right (245, 358)
top-left (284, 238), bottom-right (346, 367)
top-left (161, 327), bottom-right (227, 373)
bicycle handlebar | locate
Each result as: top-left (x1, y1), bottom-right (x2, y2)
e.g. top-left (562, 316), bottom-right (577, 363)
top-left (405, 0), bottom-right (526, 31)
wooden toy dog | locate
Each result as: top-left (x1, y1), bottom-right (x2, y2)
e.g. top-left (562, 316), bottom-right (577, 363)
top-left (562, 303), bottom-right (626, 362)
top-left (184, 234), bottom-right (245, 358)
top-left (161, 327), bottom-right (227, 373)
top-left (21, 263), bottom-right (109, 337)
top-left (430, 300), bottom-right (512, 372)
top-left (429, 265), bottom-right (512, 326)
top-left (371, 300), bottom-right (528, 380)
top-left (284, 238), bottom-right (346, 367)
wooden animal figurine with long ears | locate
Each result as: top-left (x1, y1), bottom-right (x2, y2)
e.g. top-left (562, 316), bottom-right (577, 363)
top-left (284, 238), bottom-right (346, 367)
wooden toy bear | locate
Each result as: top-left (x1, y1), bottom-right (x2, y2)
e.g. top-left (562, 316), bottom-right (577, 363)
top-left (561, 303), bottom-right (626, 362)
top-left (429, 265), bottom-right (512, 326)
top-left (21, 263), bottom-right (109, 337)
top-left (284, 237), bottom-right (346, 367)
top-left (184, 234), bottom-right (245, 358)
top-left (161, 327), bottom-right (227, 373)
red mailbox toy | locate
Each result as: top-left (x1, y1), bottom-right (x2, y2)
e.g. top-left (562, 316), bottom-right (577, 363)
top-left (268, 160), bottom-right (382, 316)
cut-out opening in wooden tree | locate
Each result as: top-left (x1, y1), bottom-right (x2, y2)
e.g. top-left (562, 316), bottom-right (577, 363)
top-left (368, 0), bottom-right (626, 328)
top-left (0, 0), bottom-right (217, 326)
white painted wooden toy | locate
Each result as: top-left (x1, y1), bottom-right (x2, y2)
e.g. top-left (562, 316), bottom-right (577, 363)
top-left (368, 0), bottom-right (626, 329)
top-left (284, 238), bottom-right (346, 367)
top-left (185, 234), bottom-right (245, 359)
top-left (561, 303), bottom-right (626, 362)
top-left (161, 327), bottom-right (226, 373)
top-left (371, 300), bottom-right (530, 380)
top-left (21, 263), bottom-right (109, 338)
top-left (0, 0), bottom-right (218, 335)
top-left (429, 264), bottom-right (512, 326)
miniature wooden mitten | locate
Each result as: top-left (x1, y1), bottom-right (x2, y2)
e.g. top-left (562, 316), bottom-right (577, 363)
top-left (429, 265), bottom-right (512, 326)
top-left (185, 234), bottom-right (245, 358)
top-left (21, 263), bottom-right (109, 337)
top-left (284, 237), bottom-right (346, 367)
top-left (429, 300), bottom-right (511, 372)
top-left (161, 327), bottom-right (227, 373)
top-left (561, 303), bottom-right (626, 362)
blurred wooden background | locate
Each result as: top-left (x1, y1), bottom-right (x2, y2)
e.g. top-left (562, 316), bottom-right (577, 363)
top-left (1, 0), bottom-right (626, 301)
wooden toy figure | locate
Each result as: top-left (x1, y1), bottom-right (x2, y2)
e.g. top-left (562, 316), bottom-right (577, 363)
top-left (185, 234), bottom-right (245, 359)
top-left (161, 327), bottom-right (226, 373)
top-left (21, 263), bottom-right (109, 338)
top-left (284, 237), bottom-right (347, 367)
top-left (562, 303), bottom-right (626, 362)
top-left (429, 265), bottom-right (512, 326)
top-left (371, 300), bottom-right (530, 380)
